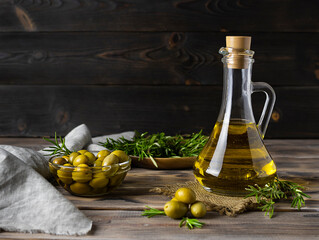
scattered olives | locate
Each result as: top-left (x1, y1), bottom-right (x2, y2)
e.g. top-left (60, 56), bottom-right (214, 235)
top-left (175, 188), bottom-right (196, 204)
top-left (164, 201), bottom-right (188, 219)
top-left (161, 188), bottom-right (207, 219)
top-left (190, 201), bottom-right (207, 218)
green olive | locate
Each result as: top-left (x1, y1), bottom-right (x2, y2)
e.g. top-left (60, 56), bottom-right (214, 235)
top-left (164, 200), bottom-right (188, 219)
top-left (78, 149), bottom-right (88, 155)
top-left (97, 150), bottom-right (111, 159)
top-left (53, 157), bottom-right (67, 165)
top-left (73, 155), bottom-right (89, 166)
top-left (93, 159), bottom-right (102, 167)
top-left (102, 164), bottom-right (119, 177)
top-left (70, 182), bottom-right (91, 195)
top-left (57, 163), bottom-right (73, 184)
top-left (69, 152), bottom-right (80, 164)
top-left (89, 173), bottom-right (109, 189)
top-left (175, 188), bottom-right (196, 204)
top-left (72, 164), bottom-right (92, 183)
top-left (102, 154), bottom-right (120, 166)
top-left (111, 150), bottom-right (129, 162)
top-left (190, 202), bottom-right (207, 218)
top-left (84, 151), bottom-right (96, 165)
top-left (109, 173), bottom-right (126, 187)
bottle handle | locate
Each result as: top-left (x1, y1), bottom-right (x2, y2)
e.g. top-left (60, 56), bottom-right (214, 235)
top-left (252, 82), bottom-right (276, 139)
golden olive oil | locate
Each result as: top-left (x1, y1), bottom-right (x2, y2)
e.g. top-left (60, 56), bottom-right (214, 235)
top-left (193, 120), bottom-right (277, 196)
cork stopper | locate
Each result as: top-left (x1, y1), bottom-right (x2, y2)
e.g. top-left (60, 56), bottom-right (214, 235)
top-left (225, 36), bottom-right (252, 69)
top-left (226, 36), bottom-right (251, 50)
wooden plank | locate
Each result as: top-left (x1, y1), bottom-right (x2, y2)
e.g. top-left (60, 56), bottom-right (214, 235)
top-left (0, 0), bottom-right (318, 32)
top-left (0, 211), bottom-right (318, 239)
top-left (0, 86), bottom-right (318, 138)
top-left (0, 32), bottom-right (319, 86)
top-left (0, 138), bottom-right (317, 212)
top-left (0, 139), bottom-right (317, 239)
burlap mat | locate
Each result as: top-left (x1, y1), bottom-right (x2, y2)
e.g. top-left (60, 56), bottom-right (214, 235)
top-left (150, 181), bottom-right (259, 216)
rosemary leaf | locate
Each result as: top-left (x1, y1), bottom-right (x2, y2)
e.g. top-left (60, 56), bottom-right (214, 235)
top-left (245, 176), bottom-right (311, 218)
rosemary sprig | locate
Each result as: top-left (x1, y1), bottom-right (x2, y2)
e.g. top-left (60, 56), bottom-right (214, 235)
top-left (141, 206), bottom-right (165, 218)
top-left (245, 176), bottom-right (311, 218)
top-left (142, 206), bottom-right (205, 230)
top-left (43, 132), bottom-right (71, 157)
top-left (99, 130), bottom-right (208, 167)
top-left (179, 217), bottom-right (205, 229)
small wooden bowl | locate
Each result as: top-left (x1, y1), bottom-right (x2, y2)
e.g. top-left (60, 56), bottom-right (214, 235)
top-left (130, 156), bottom-right (196, 169)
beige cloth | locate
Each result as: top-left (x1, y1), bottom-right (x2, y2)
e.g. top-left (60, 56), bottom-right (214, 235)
top-left (151, 181), bottom-right (259, 216)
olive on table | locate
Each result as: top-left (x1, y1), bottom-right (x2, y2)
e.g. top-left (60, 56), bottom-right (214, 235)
top-left (97, 150), bottom-right (111, 159)
top-left (78, 149), bottom-right (88, 155)
top-left (53, 157), bottom-right (67, 165)
top-left (70, 182), bottom-right (91, 195)
top-left (73, 155), bottom-right (89, 166)
top-left (72, 164), bottom-right (92, 183)
top-left (164, 200), bottom-right (188, 219)
top-left (175, 188), bottom-right (196, 204)
top-left (57, 163), bottom-right (73, 184)
top-left (69, 152), bottom-right (80, 164)
top-left (111, 150), bottom-right (129, 162)
top-left (190, 202), bottom-right (207, 218)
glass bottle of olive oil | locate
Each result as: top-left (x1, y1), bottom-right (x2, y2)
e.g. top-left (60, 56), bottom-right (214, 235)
top-left (193, 36), bottom-right (277, 196)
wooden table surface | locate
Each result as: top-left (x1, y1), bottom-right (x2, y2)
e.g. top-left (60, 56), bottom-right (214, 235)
top-left (0, 139), bottom-right (318, 240)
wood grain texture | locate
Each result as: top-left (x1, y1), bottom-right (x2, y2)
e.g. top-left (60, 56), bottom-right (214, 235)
top-left (0, 32), bottom-right (318, 86)
top-left (0, 0), bottom-right (318, 32)
top-left (0, 86), bottom-right (318, 138)
top-left (1, 212), bottom-right (319, 239)
top-left (0, 139), bottom-right (318, 239)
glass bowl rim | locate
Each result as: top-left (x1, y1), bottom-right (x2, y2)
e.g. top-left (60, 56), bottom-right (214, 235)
top-left (48, 155), bottom-right (131, 171)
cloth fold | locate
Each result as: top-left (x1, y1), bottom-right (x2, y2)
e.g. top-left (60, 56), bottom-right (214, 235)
top-left (0, 124), bottom-right (134, 235)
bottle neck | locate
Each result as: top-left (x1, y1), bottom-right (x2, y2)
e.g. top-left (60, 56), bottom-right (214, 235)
top-left (217, 62), bottom-right (255, 124)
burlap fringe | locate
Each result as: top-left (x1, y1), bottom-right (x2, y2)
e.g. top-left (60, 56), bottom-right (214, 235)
top-left (150, 181), bottom-right (259, 216)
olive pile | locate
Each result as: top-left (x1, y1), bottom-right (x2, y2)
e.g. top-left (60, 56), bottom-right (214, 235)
top-left (164, 188), bottom-right (207, 219)
top-left (49, 149), bottom-right (131, 197)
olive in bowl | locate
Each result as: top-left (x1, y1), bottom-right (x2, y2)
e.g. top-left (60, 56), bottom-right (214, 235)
top-left (49, 150), bottom-right (131, 197)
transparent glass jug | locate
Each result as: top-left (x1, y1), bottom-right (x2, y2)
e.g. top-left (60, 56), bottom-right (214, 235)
top-left (193, 36), bottom-right (277, 196)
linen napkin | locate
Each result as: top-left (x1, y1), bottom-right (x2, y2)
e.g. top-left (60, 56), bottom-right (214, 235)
top-left (0, 124), bottom-right (134, 235)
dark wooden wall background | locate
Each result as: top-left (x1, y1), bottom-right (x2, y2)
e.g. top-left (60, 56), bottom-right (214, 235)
top-left (0, 0), bottom-right (318, 138)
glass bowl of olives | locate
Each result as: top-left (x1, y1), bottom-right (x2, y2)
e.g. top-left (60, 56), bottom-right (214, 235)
top-left (49, 149), bottom-right (131, 197)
